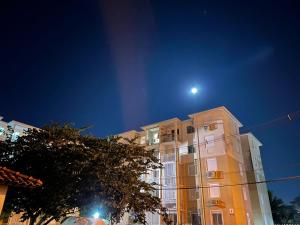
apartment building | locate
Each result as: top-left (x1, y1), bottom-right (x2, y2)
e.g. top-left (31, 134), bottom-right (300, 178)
top-left (118, 106), bottom-right (274, 225)
top-left (0, 116), bottom-right (36, 141)
top-left (0, 116), bottom-right (37, 225)
top-left (241, 133), bottom-right (273, 225)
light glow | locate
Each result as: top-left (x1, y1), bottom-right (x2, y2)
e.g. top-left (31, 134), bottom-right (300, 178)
top-left (93, 212), bottom-right (100, 219)
top-left (191, 87), bottom-right (198, 94)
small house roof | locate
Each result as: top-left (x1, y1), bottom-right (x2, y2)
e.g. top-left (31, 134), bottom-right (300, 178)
top-left (0, 167), bottom-right (43, 188)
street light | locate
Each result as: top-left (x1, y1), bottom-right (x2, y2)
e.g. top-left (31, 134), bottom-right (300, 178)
top-left (93, 212), bottom-right (100, 219)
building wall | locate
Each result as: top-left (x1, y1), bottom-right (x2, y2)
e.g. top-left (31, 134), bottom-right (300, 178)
top-left (0, 117), bottom-right (36, 225)
top-left (117, 106), bottom-right (268, 225)
top-left (0, 185), bottom-right (8, 215)
top-left (241, 134), bottom-right (274, 225)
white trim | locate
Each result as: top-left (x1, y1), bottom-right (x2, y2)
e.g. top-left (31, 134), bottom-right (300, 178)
top-left (210, 210), bottom-right (224, 225)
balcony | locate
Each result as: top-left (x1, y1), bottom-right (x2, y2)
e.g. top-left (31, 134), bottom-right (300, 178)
top-left (207, 199), bottom-right (225, 208)
top-left (206, 171), bottom-right (224, 179)
top-left (160, 134), bottom-right (175, 143)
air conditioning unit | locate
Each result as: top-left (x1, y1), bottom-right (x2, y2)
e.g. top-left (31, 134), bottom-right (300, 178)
top-left (207, 199), bottom-right (225, 208)
top-left (208, 123), bottom-right (218, 131)
top-left (206, 171), bottom-right (224, 179)
top-left (203, 125), bottom-right (209, 131)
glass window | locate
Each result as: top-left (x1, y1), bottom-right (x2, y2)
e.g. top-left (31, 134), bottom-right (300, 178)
top-left (188, 145), bottom-right (195, 154)
top-left (164, 163), bottom-right (175, 177)
top-left (209, 183), bottom-right (220, 198)
top-left (11, 132), bottom-right (20, 141)
top-left (187, 126), bottom-right (195, 134)
top-left (212, 211), bottom-right (223, 225)
top-left (0, 127), bottom-right (4, 135)
top-left (207, 158), bottom-right (217, 171)
top-left (191, 213), bottom-right (201, 225)
top-left (153, 169), bottom-right (159, 178)
top-left (140, 136), bottom-right (146, 144)
top-left (163, 189), bottom-right (176, 200)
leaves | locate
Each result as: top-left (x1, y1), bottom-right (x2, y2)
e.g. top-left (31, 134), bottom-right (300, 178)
top-left (0, 124), bottom-right (170, 225)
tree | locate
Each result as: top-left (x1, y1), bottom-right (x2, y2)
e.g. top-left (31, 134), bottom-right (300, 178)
top-left (291, 196), bottom-right (300, 223)
top-left (268, 190), bottom-right (297, 224)
top-left (0, 124), bottom-right (170, 225)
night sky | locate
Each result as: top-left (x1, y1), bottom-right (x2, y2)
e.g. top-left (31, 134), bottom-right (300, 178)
top-left (1, 0), bottom-right (300, 202)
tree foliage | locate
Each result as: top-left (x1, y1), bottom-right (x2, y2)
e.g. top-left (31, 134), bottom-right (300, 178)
top-left (268, 190), bottom-right (298, 224)
top-left (0, 124), bottom-right (170, 225)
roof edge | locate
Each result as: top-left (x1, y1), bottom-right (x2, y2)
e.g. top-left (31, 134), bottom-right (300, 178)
top-left (188, 106), bottom-right (243, 127)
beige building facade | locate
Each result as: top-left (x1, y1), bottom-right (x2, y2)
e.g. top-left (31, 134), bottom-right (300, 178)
top-left (118, 106), bottom-right (274, 225)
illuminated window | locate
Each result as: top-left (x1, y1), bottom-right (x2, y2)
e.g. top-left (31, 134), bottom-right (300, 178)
top-left (140, 136), bottom-right (146, 144)
top-left (209, 183), bottom-right (220, 198)
top-left (0, 127), bottom-right (4, 135)
top-left (164, 163), bottom-right (175, 177)
top-left (11, 132), bottom-right (20, 141)
top-left (207, 158), bottom-right (217, 171)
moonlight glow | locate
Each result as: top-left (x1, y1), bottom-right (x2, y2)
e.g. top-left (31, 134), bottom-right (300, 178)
top-left (191, 87), bottom-right (198, 94)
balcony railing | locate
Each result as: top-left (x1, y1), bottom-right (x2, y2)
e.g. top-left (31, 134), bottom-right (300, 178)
top-left (160, 134), bottom-right (175, 143)
top-left (207, 199), bottom-right (225, 208)
top-left (206, 171), bottom-right (224, 179)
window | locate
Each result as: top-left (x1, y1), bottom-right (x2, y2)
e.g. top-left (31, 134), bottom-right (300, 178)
top-left (207, 158), bottom-right (217, 171)
top-left (163, 189), bottom-right (176, 200)
top-left (163, 177), bottom-right (176, 186)
top-left (187, 126), bottom-right (195, 134)
top-left (0, 127), bottom-right (4, 135)
top-left (11, 132), bottom-right (20, 141)
top-left (205, 135), bottom-right (215, 148)
top-left (153, 170), bottom-right (159, 178)
top-left (209, 183), bottom-right (220, 198)
top-left (148, 128), bottom-right (159, 145)
top-left (164, 163), bottom-right (175, 177)
top-left (191, 213), bottom-right (201, 225)
top-left (242, 187), bottom-right (247, 200)
top-left (212, 211), bottom-right (223, 225)
top-left (140, 136), bottom-right (146, 144)
top-left (188, 164), bottom-right (197, 176)
top-left (188, 145), bottom-right (195, 154)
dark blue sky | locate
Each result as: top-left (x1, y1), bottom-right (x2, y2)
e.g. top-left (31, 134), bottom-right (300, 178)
top-left (1, 0), bottom-right (300, 202)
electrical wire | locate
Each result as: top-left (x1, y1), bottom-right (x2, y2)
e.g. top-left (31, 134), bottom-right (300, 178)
top-left (154, 175), bottom-right (300, 191)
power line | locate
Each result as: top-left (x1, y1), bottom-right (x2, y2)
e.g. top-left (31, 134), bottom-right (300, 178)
top-left (154, 175), bottom-right (300, 191)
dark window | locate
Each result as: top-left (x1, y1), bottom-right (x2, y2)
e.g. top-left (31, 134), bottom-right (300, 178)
top-left (188, 145), bottom-right (195, 154)
top-left (187, 126), bottom-right (195, 134)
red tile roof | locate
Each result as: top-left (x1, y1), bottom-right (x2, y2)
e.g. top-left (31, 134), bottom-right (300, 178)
top-left (0, 167), bottom-right (43, 188)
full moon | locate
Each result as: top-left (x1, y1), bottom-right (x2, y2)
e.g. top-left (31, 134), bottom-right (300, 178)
top-left (191, 87), bottom-right (198, 94)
